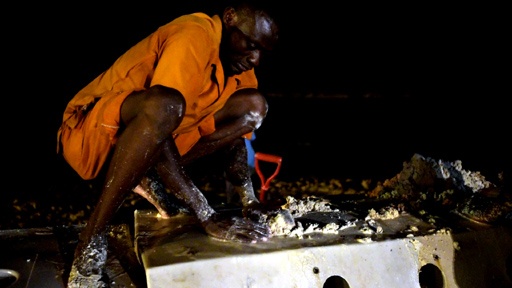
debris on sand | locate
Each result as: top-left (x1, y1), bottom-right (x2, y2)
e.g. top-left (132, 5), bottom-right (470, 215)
top-left (267, 196), bottom-right (357, 238)
top-left (265, 153), bottom-right (511, 238)
top-left (281, 196), bottom-right (338, 217)
top-left (370, 154), bottom-right (511, 224)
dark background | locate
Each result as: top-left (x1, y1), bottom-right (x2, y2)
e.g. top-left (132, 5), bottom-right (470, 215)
top-left (4, 2), bottom-right (509, 226)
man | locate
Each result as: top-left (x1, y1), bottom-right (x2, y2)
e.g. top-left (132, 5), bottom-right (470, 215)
top-left (57, 1), bottom-right (279, 286)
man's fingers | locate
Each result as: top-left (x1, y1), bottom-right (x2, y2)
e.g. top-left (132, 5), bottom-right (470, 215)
top-left (205, 215), bottom-right (270, 243)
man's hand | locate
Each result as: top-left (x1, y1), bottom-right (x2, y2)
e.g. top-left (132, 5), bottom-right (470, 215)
top-left (202, 213), bottom-right (271, 243)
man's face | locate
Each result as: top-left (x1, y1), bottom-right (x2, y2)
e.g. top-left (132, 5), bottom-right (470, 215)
top-left (222, 8), bottom-right (278, 76)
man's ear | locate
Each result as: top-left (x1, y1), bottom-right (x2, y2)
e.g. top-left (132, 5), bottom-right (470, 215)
top-left (223, 7), bottom-right (238, 27)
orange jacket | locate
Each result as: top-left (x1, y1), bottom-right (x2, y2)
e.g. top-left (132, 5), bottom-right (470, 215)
top-left (58, 13), bottom-right (258, 179)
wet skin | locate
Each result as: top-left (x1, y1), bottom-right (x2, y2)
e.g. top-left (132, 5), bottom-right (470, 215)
top-left (70, 3), bottom-right (280, 282)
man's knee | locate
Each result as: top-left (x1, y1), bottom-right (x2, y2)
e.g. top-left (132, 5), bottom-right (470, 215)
top-left (216, 88), bottom-right (268, 126)
top-left (122, 85), bottom-right (186, 133)
top-left (240, 90), bottom-right (267, 130)
top-left (233, 88), bottom-right (268, 116)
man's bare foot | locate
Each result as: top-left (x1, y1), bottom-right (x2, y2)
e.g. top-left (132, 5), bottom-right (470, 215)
top-left (133, 183), bottom-right (171, 218)
top-left (67, 233), bottom-right (109, 288)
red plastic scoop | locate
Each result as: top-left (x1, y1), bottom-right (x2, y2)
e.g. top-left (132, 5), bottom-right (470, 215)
top-left (254, 152), bottom-right (282, 203)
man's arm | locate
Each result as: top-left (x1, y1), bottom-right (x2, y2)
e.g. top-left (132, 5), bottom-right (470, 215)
top-left (155, 136), bottom-right (270, 242)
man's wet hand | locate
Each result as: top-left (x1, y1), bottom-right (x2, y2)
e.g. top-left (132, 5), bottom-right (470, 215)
top-left (202, 213), bottom-right (271, 243)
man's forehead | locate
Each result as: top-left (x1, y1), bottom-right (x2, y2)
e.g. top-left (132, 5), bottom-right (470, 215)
top-left (237, 13), bottom-right (278, 48)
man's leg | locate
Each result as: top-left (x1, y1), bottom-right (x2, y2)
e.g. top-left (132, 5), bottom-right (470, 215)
top-left (68, 86), bottom-right (186, 286)
top-left (133, 171), bottom-right (187, 218)
top-left (134, 88), bottom-right (268, 213)
top-left (180, 88), bottom-right (268, 165)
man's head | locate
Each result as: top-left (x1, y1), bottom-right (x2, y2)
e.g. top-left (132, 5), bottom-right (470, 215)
top-left (220, 2), bottom-right (279, 76)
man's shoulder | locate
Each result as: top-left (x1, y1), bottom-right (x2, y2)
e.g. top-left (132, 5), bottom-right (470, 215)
top-left (160, 13), bottom-right (218, 34)
top-left (154, 13), bottom-right (221, 49)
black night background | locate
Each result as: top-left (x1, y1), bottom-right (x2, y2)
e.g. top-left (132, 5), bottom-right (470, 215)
top-left (3, 2), bottom-right (509, 229)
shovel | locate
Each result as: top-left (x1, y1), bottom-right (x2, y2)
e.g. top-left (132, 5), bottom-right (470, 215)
top-left (254, 152), bottom-right (282, 203)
